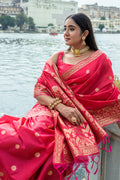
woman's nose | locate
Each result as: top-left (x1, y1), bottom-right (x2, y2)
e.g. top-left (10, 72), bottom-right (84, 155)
top-left (64, 29), bottom-right (69, 36)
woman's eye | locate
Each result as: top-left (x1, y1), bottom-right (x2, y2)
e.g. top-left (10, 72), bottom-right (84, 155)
top-left (70, 28), bottom-right (75, 31)
top-left (63, 27), bottom-right (75, 31)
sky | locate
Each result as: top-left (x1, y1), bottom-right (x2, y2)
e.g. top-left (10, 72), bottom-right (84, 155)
top-left (72, 0), bottom-right (120, 8)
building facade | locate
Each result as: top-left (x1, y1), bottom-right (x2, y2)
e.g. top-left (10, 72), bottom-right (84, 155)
top-left (28, 0), bottom-right (78, 28)
top-left (0, 0), bottom-right (78, 32)
top-left (1, 1), bottom-right (120, 32)
top-left (78, 3), bottom-right (120, 20)
top-left (92, 19), bottom-right (120, 32)
top-left (0, 0), bottom-right (13, 6)
top-left (0, 0), bottom-right (23, 17)
top-left (78, 3), bottom-right (120, 32)
top-left (0, 6), bottom-right (23, 17)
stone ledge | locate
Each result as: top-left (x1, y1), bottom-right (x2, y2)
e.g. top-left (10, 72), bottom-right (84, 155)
top-left (105, 129), bottom-right (120, 143)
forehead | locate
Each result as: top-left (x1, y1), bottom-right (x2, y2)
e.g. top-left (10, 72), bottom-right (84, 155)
top-left (64, 18), bottom-right (79, 28)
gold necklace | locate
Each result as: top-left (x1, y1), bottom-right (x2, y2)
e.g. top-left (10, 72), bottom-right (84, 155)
top-left (71, 46), bottom-right (89, 57)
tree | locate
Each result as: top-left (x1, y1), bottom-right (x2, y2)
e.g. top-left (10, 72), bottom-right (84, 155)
top-left (100, 16), bottom-right (106, 20)
top-left (27, 17), bottom-right (35, 31)
top-left (109, 24), bottom-right (114, 29)
top-left (48, 23), bottom-right (54, 27)
top-left (16, 13), bottom-right (27, 31)
top-left (98, 24), bottom-right (105, 32)
top-left (0, 15), bottom-right (15, 30)
top-left (12, 0), bottom-right (20, 2)
top-left (8, 16), bottom-right (16, 28)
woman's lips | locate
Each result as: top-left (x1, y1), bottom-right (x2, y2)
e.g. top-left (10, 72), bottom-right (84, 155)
top-left (65, 38), bottom-right (70, 41)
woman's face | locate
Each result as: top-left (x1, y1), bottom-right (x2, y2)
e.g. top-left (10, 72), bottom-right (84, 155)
top-left (64, 18), bottom-right (83, 47)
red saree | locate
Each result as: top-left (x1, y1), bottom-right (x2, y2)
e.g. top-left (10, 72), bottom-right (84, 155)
top-left (0, 50), bottom-right (120, 180)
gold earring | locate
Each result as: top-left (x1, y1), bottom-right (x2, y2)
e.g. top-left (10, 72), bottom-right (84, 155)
top-left (82, 37), bottom-right (86, 45)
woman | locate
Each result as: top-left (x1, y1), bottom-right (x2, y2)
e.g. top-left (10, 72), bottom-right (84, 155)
top-left (0, 13), bottom-right (120, 180)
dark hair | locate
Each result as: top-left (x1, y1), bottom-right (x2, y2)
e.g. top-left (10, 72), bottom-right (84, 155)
top-left (65, 13), bottom-right (98, 50)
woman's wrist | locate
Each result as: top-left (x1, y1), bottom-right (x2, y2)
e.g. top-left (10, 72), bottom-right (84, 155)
top-left (47, 97), bottom-right (62, 110)
top-left (55, 103), bottom-right (65, 112)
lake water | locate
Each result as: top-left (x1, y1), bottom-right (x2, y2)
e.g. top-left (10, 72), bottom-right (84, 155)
top-left (0, 33), bottom-right (120, 116)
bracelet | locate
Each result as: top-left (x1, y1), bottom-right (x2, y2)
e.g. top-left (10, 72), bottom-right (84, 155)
top-left (49, 98), bottom-right (59, 109)
top-left (48, 98), bottom-right (62, 110)
top-left (53, 99), bottom-right (62, 109)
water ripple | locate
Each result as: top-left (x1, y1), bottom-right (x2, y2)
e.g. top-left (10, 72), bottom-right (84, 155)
top-left (0, 33), bottom-right (120, 116)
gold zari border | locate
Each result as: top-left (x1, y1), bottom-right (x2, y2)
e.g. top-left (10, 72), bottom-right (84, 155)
top-left (89, 100), bottom-right (120, 127)
top-left (62, 50), bottom-right (103, 80)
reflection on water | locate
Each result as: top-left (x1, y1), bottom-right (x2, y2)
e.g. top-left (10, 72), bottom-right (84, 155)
top-left (0, 33), bottom-right (120, 116)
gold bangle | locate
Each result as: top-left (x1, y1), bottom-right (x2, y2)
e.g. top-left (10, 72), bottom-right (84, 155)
top-left (48, 98), bottom-right (59, 109)
top-left (54, 100), bottom-right (62, 109)
top-left (48, 98), bottom-right (60, 110)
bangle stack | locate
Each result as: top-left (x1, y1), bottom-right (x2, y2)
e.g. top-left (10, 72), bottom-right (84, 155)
top-left (48, 98), bottom-right (62, 110)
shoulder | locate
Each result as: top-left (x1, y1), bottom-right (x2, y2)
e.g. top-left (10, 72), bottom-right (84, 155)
top-left (98, 50), bottom-right (112, 66)
top-left (50, 52), bottom-right (59, 64)
top-left (97, 50), bottom-right (108, 59)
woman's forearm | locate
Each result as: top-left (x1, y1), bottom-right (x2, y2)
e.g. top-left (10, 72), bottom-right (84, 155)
top-left (35, 95), bottom-right (65, 111)
top-left (35, 95), bottom-right (83, 125)
top-left (35, 95), bottom-right (55, 107)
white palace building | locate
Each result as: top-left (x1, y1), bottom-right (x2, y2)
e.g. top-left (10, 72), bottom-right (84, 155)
top-left (23, 0), bottom-right (78, 31)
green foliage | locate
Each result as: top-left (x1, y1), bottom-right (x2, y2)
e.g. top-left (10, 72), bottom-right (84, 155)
top-left (27, 17), bottom-right (35, 30)
top-left (100, 16), bottom-right (106, 20)
top-left (109, 24), bottom-right (114, 28)
top-left (114, 75), bottom-right (120, 90)
top-left (48, 23), bottom-right (54, 26)
top-left (0, 13), bottom-right (36, 32)
top-left (16, 13), bottom-right (27, 31)
top-left (0, 15), bottom-right (15, 30)
top-left (13, 0), bottom-right (20, 2)
top-left (98, 24), bottom-right (105, 31)
top-left (16, 13), bottom-right (36, 31)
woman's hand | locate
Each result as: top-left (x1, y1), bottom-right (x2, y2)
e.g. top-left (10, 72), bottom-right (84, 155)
top-left (55, 103), bottom-right (85, 125)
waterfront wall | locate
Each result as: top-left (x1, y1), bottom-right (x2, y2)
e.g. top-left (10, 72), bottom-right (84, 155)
top-left (89, 127), bottom-right (120, 180)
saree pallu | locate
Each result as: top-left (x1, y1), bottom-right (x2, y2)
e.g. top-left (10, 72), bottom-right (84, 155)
top-left (0, 50), bottom-right (120, 180)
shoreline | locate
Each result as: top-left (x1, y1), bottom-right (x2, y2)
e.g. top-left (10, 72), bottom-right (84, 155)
top-left (0, 30), bottom-right (120, 34)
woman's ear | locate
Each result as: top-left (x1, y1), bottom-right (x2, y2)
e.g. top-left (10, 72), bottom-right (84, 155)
top-left (83, 30), bottom-right (89, 38)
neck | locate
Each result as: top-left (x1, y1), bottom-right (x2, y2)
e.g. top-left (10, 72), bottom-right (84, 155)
top-left (71, 46), bottom-right (90, 57)
top-left (72, 44), bottom-right (86, 50)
